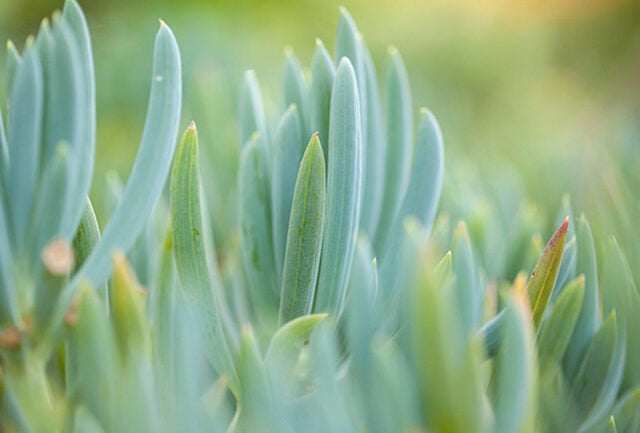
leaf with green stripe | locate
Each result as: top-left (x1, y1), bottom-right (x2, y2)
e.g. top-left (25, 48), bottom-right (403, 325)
top-left (313, 58), bottom-right (362, 316)
top-left (170, 123), bottom-right (238, 393)
top-left (527, 217), bottom-right (569, 330)
top-left (279, 134), bottom-right (325, 324)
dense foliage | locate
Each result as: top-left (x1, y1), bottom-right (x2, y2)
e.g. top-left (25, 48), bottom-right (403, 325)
top-left (0, 2), bottom-right (638, 432)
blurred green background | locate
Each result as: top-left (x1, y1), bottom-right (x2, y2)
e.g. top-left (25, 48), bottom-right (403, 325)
top-left (1, 0), bottom-right (639, 247)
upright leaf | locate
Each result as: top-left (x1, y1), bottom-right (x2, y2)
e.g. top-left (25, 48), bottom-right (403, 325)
top-left (279, 134), bottom-right (326, 324)
top-left (310, 39), bottom-right (335, 163)
top-left (170, 123), bottom-right (238, 392)
top-left (527, 218), bottom-right (569, 330)
top-left (271, 105), bottom-right (303, 281)
top-left (373, 47), bottom-right (413, 255)
top-left (283, 49), bottom-right (309, 136)
top-left (314, 58), bottom-right (362, 316)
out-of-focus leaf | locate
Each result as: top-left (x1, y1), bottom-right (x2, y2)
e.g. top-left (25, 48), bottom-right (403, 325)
top-left (29, 143), bottom-right (70, 263)
top-left (110, 253), bottom-right (148, 357)
top-left (601, 238), bottom-right (640, 392)
top-left (0, 187), bottom-right (17, 326)
top-left (610, 388), bottom-right (640, 433)
top-left (359, 40), bottom-right (384, 238)
top-left (572, 310), bottom-right (625, 431)
top-left (238, 70), bottom-right (268, 148)
top-left (373, 47), bottom-right (412, 255)
top-left (240, 134), bottom-right (278, 312)
top-left (170, 124), bottom-right (238, 392)
top-left (67, 285), bottom-right (116, 427)
top-left (526, 218), bottom-right (569, 330)
top-left (271, 105), bottom-right (303, 281)
top-left (314, 58), bottom-right (362, 316)
top-left (310, 39), bottom-right (334, 163)
top-left (564, 216), bottom-right (601, 379)
top-left (5, 40), bottom-right (21, 97)
top-left (7, 45), bottom-right (43, 251)
top-left (490, 286), bottom-right (536, 433)
top-left (283, 49), bottom-right (309, 136)
top-left (279, 134), bottom-right (325, 324)
top-left (72, 407), bottom-right (105, 433)
top-left (379, 109), bottom-right (444, 300)
top-left (451, 221), bottom-right (483, 335)
top-left (538, 276), bottom-right (584, 368)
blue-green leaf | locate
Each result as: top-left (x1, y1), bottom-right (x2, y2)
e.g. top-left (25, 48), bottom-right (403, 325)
top-left (238, 70), bottom-right (268, 148)
top-left (7, 45), bottom-right (43, 251)
top-left (490, 290), bottom-right (536, 433)
top-left (170, 123), bottom-right (238, 392)
top-left (310, 39), bottom-right (335, 164)
top-left (359, 41), bottom-right (384, 237)
top-left (564, 217), bottom-right (601, 379)
top-left (283, 49), bottom-right (309, 136)
top-left (279, 134), bottom-right (325, 324)
top-left (49, 21), bottom-right (181, 347)
top-left (373, 47), bottom-right (413, 255)
top-left (5, 40), bottom-right (21, 97)
top-left (538, 275), bottom-right (585, 368)
top-left (313, 58), bottom-right (362, 316)
top-left (60, 0), bottom-right (97, 238)
top-left (378, 109), bottom-right (443, 300)
top-left (240, 134), bottom-right (278, 311)
top-left (271, 105), bottom-right (303, 281)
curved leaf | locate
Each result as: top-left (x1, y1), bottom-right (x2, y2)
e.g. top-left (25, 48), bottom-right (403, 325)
top-left (310, 39), bottom-right (335, 163)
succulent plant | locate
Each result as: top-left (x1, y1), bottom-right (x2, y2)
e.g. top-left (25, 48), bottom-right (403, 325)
top-left (1, 2), bottom-right (639, 433)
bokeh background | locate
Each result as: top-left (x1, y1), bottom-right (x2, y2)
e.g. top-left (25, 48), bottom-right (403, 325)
top-left (1, 0), bottom-right (639, 268)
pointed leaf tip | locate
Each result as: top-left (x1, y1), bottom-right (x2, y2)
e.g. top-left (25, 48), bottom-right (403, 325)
top-left (187, 120), bottom-right (196, 131)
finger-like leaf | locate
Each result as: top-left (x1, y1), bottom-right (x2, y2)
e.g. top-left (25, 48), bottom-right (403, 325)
top-left (51, 22), bottom-right (182, 345)
top-left (5, 40), bottom-right (21, 97)
top-left (279, 134), bottom-right (325, 324)
top-left (238, 70), bottom-right (268, 148)
top-left (29, 143), bottom-right (70, 262)
top-left (7, 45), bottom-right (43, 251)
top-left (60, 0), bottom-right (96, 237)
top-left (490, 289), bottom-right (536, 433)
top-left (314, 58), bottom-right (362, 316)
top-left (170, 124), bottom-right (238, 392)
top-left (379, 109), bottom-right (444, 300)
top-left (564, 216), bottom-right (601, 378)
top-left (538, 276), bottom-right (585, 368)
top-left (310, 39), bottom-right (335, 163)
top-left (359, 41), bottom-right (384, 237)
top-left (373, 47), bottom-right (413, 254)
top-left (271, 105), bottom-right (303, 281)
top-left (283, 49), bottom-right (309, 136)
top-left (610, 388), bottom-right (640, 433)
top-left (572, 310), bottom-right (625, 430)
top-left (527, 217), bottom-right (569, 330)
top-left (0, 190), bottom-right (17, 326)
top-left (240, 134), bottom-right (278, 311)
